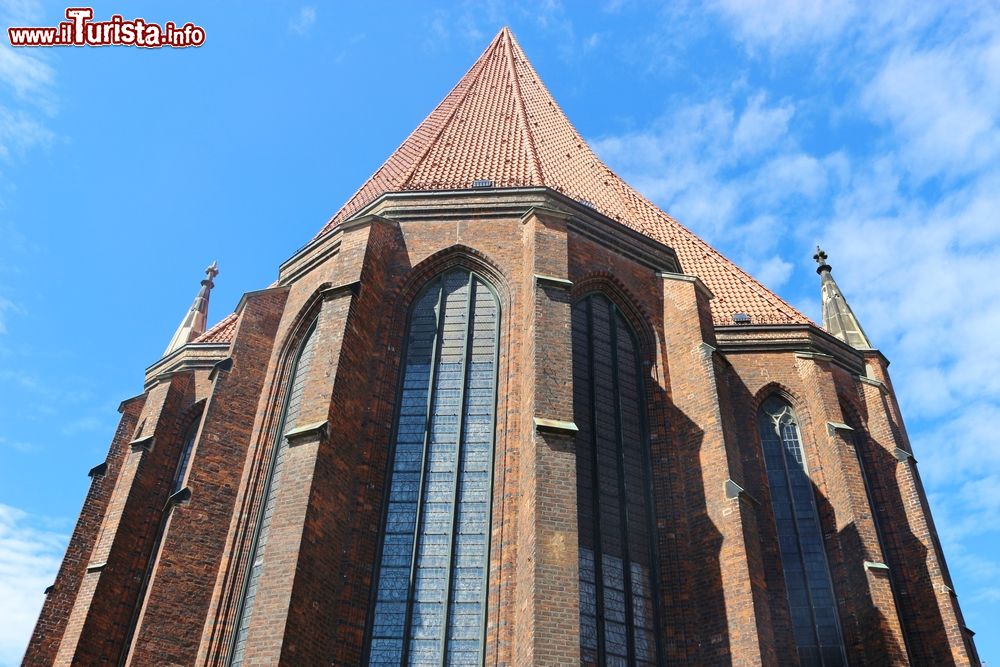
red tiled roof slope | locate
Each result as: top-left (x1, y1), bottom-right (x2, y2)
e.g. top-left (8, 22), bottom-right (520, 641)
top-left (194, 311), bottom-right (238, 344)
top-left (317, 28), bottom-right (808, 326)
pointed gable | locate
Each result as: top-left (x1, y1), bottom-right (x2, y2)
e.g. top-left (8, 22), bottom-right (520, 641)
top-left (317, 28), bottom-right (809, 326)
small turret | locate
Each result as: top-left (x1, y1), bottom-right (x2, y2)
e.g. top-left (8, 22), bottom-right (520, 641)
top-left (813, 246), bottom-right (872, 350)
top-left (163, 261), bottom-right (218, 355)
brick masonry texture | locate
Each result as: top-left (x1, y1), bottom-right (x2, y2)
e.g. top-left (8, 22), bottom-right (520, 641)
top-left (24, 27), bottom-right (978, 667)
top-left (24, 194), bottom-right (980, 666)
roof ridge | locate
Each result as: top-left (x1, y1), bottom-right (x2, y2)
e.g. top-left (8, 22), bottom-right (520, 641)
top-left (503, 28), bottom-right (545, 185)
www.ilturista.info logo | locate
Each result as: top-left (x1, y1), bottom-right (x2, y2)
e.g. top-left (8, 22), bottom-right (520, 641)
top-left (8, 8), bottom-right (205, 48)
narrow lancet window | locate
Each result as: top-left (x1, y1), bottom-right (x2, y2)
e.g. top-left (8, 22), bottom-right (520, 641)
top-left (573, 293), bottom-right (662, 667)
top-left (229, 323), bottom-right (318, 667)
top-left (171, 420), bottom-right (199, 494)
top-left (367, 268), bottom-right (500, 666)
top-left (758, 397), bottom-right (847, 667)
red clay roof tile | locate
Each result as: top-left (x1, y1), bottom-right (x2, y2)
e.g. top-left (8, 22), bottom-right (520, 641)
top-left (194, 311), bottom-right (238, 344)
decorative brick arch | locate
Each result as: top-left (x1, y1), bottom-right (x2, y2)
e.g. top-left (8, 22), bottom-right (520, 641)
top-left (400, 244), bottom-right (511, 310)
top-left (751, 381), bottom-right (830, 490)
top-left (572, 272), bottom-right (658, 361)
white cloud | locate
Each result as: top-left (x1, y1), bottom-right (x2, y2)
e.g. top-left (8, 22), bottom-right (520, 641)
top-left (288, 6), bottom-right (316, 35)
top-left (596, 5), bottom-right (1000, 643)
top-left (59, 416), bottom-right (103, 437)
top-left (752, 153), bottom-right (827, 203)
top-left (751, 255), bottom-right (794, 289)
top-left (0, 436), bottom-right (37, 453)
top-left (710, 0), bottom-right (859, 51)
top-left (862, 40), bottom-right (1000, 181)
top-left (0, 296), bottom-right (16, 334)
top-left (0, 0), bottom-right (56, 361)
top-left (0, 45), bottom-right (54, 101)
top-left (732, 93), bottom-right (795, 157)
top-left (0, 1), bottom-right (54, 111)
top-left (0, 0), bottom-right (45, 24)
top-left (0, 106), bottom-right (53, 159)
top-left (0, 504), bottom-right (66, 666)
top-left (590, 91), bottom-right (820, 247)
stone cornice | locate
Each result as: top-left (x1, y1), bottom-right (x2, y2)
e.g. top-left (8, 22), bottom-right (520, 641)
top-left (320, 280), bottom-right (361, 300)
top-left (129, 434), bottom-right (155, 452)
top-left (233, 285), bottom-right (290, 318)
top-left (715, 323), bottom-right (867, 375)
top-left (282, 188), bottom-right (681, 280)
top-left (144, 342), bottom-right (230, 389)
top-left (826, 421), bottom-right (854, 436)
top-left (534, 274), bottom-right (573, 289)
top-left (533, 417), bottom-right (579, 436)
top-left (724, 478), bottom-right (759, 507)
top-left (285, 420), bottom-right (329, 446)
top-left (657, 271), bottom-right (715, 300)
top-left (858, 375), bottom-right (890, 395)
top-left (208, 357), bottom-right (234, 381)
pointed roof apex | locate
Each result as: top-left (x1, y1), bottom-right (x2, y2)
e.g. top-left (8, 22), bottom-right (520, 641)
top-left (164, 262), bottom-right (219, 356)
top-left (313, 28), bottom-right (810, 327)
top-left (814, 246), bottom-right (873, 350)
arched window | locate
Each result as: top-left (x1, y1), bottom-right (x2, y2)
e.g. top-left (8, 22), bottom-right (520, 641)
top-left (757, 397), bottom-right (846, 667)
top-left (230, 323), bottom-right (318, 667)
top-left (367, 267), bottom-right (500, 666)
top-left (171, 419), bottom-right (199, 494)
top-left (572, 293), bottom-right (662, 667)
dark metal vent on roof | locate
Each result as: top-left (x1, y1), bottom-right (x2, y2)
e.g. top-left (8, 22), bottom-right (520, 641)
top-left (732, 312), bottom-right (752, 325)
top-left (472, 178), bottom-right (494, 188)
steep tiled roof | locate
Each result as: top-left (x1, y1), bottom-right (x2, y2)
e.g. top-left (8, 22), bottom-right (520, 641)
top-left (194, 312), bottom-right (238, 344)
top-left (315, 27), bottom-right (808, 326)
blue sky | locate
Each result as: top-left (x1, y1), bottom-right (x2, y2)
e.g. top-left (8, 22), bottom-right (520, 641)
top-left (0, 1), bottom-right (997, 663)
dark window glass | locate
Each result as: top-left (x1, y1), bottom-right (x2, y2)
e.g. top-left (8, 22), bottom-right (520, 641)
top-left (368, 268), bottom-right (499, 666)
top-left (573, 293), bottom-right (662, 667)
top-left (230, 324), bottom-right (318, 667)
top-left (171, 421), bottom-right (199, 494)
top-left (758, 397), bottom-right (847, 667)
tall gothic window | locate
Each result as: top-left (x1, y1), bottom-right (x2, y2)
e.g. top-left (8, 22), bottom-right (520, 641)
top-left (573, 293), bottom-right (662, 667)
top-left (367, 268), bottom-right (500, 666)
top-left (230, 323), bottom-right (318, 667)
top-left (757, 397), bottom-right (847, 667)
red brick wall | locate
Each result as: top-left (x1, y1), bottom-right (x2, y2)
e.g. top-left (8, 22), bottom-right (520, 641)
top-left (33, 192), bottom-right (977, 666)
top-left (125, 288), bottom-right (289, 665)
top-left (22, 395), bottom-right (145, 666)
top-left (55, 373), bottom-right (195, 665)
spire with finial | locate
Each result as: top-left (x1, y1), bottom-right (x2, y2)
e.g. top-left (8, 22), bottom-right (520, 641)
top-left (163, 261), bottom-right (219, 356)
top-left (813, 246), bottom-right (872, 350)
